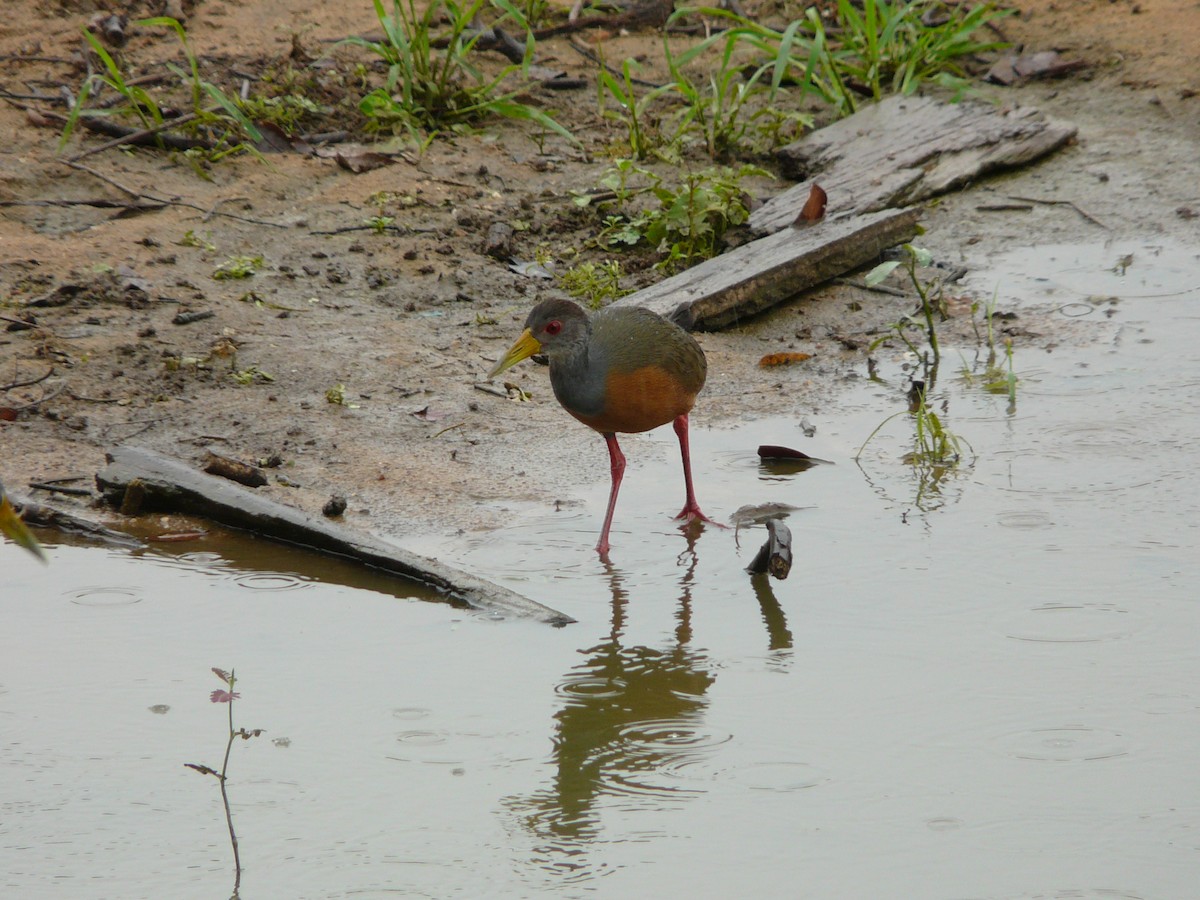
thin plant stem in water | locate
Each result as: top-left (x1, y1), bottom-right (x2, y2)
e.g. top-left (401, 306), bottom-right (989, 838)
top-left (184, 667), bottom-right (264, 898)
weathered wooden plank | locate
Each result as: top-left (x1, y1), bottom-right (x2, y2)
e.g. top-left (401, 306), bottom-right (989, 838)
top-left (615, 96), bottom-right (1073, 329)
top-left (612, 206), bottom-right (920, 330)
top-left (750, 95), bottom-right (1077, 233)
top-left (95, 446), bottom-right (576, 626)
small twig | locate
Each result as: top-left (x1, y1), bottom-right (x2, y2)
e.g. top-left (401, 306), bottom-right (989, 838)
top-left (66, 111), bottom-right (200, 162)
top-left (566, 37), bottom-right (667, 89)
top-left (1007, 195), bottom-right (1108, 229)
top-left (0, 198), bottom-right (166, 212)
top-left (309, 224), bottom-right (411, 236)
top-left (299, 130), bottom-right (350, 145)
top-left (58, 159), bottom-right (143, 198)
top-left (0, 54), bottom-right (73, 63)
top-left (432, 422), bottom-right (467, 438)
top-left (56, 160), bottom-right (289, 228)
top-left (6, 383), bottom-right (66, 410)
top-left (69, 390), bottom-right (122, 403)
top-left (201, 197), bottom-right (251, 223)
top-left (29, 481), bottom-right (93, 497)
top-left (0, 89), bottom-right (61, 102)
top-left (1, 366), bottom-right (55, 391)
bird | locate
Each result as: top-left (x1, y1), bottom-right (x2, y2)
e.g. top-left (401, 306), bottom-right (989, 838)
top-left (489, 297), bottom-right (717, 556)
top-left (0, 479), bottom-right (45, 561)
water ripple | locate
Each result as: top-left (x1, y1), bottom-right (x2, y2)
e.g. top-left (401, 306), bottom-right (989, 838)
top-left (996, 725), bottom-right (1130, 762)
top-left (997, 602), bottom-right (1145, 643)
top-left (724, 760), bottom-right (829, 792)
top-left (392, 707), bottom-right (432, 721)
top-left (66, 586), bottom-right (143, 607)
top-left (614, 718), bottom-right (733, 760)
top-left (229, 572), bottom-right (313, 592)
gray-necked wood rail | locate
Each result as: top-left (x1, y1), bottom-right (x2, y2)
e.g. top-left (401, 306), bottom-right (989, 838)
top-left (0, 480), bottom-right (45, 561)
top-left (489, 297), bottom-right (717, 556)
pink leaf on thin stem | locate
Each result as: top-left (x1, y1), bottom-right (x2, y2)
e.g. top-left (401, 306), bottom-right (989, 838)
top-left (212, 667), bottom-right (232, 684)
top-left (210, 689), bottom-right (240, 703)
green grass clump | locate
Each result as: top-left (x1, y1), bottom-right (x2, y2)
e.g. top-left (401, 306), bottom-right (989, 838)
top-left (345, 0), bottom-right (576, 147)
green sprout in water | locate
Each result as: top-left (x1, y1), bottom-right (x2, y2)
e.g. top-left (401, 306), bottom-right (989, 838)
top-left (866, 243), bottom-right (941, 371)
top-left (961, 290), bottom-right (1020, 414)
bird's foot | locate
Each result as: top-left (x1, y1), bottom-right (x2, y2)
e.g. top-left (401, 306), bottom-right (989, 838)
top-left (673, 506), bottom-right (727, 528)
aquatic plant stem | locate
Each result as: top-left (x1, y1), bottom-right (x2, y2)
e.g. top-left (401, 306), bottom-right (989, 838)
top-left (219, 679), bottom-right (242, 894)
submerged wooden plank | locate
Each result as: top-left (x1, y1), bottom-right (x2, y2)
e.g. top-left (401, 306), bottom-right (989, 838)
top-left (613, 206), bottom-right (920, 330)
top-left (750, 94), bottom-right (1078, 232)
top-left (95, 446), bottom-right (576, 626)
top-left (615, 96), bottom-right (1073, 329)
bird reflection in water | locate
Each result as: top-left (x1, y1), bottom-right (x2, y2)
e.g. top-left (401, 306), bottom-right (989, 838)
top-left (506, 531), bottom-right (793, 881)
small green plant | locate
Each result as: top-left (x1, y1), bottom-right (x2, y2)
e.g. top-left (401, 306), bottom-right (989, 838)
top-left (856, 377), bottom-right (972, 512)
top-left (1000, 337), bottom-right (1017, 410)
top-left (325, 383), bottom-right (360, 408)
top-left (559, 260), bottom-right (633, 308)
top-left (596, 56), bottom-right (677, 160)
top-left (577, 160), bottom-right (768, 271)
top-left (857, 241), bottom-right (984, 509)
top-left (345, 0), bottom-right (576, 147)
top-left (958, 289), bottom-right (1019, 412)
top-left (65, 28), bottom-right (165, 137)
top-left (520, 0), bottom-right (551, 28)
top-left (184, 668), bottom-right (264, 896)
top-left (806, 0), bottom-right (1010, 113)
top-left (364, 214), bottom-right (396, 233)
top-left (178, 229), bottom-right (217, 252)
top-left (663, 10), bottom-right (812, 160)
top-left (213, 255), bottom-right (264, 280)
top-left (904, 381), bottom-right (966, 466)
top-left (230, 365), bottom-right (275, 385)
top-left (238, 93), bottom-right (322, 132)
top-left (61, 17), bottom-right (262, 155)
top-left (866, 243), bottom-right (941, 370)
top-left (663, 2), bottom-right (1008, 121)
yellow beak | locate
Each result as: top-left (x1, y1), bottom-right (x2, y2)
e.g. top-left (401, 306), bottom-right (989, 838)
top-left (0, 494), bottom-right (46, 562)
top-left (488, 329), bottom-right (542, 379)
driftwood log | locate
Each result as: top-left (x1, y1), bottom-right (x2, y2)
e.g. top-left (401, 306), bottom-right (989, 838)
top-left (616, 95), bottom-right (1076, 330)
top-left (615, 207), bottom-right (919, 330)
top-left (752, 94), bottom-right (1078, 232)
top-left (95, 446), bottom-right (575, 626)
top-left (10, 496), bottom-right (144, 548)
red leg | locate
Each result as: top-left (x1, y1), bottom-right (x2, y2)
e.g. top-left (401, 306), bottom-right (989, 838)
top-left (596, 432), bottom-right (626, 556)
top-left (673, 414), bottom-right (720, 525)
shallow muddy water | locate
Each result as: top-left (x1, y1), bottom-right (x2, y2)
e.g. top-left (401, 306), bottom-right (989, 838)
top-left (3, 238), bottom-right (1199, 899)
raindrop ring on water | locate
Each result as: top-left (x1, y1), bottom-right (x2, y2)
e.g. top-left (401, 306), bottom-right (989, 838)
top-left (66, 586), bottom-right (143, 607)
top-left (229, 572), bottom-right (312, 591)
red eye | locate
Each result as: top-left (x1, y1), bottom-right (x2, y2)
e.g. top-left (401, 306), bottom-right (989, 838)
top-left (544, 320), bottom-right (562, 336)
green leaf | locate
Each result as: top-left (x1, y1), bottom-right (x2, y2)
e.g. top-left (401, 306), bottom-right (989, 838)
top-left (865, 260), bottom-right (902, 286)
